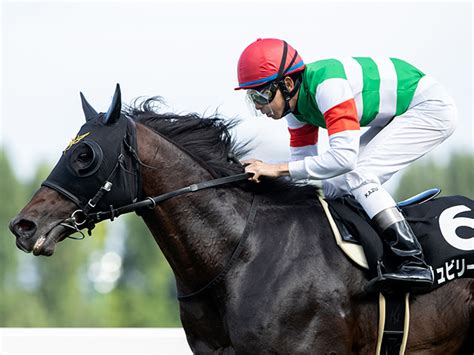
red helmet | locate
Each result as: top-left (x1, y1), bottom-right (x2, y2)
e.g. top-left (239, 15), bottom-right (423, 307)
top-left (235, 38), bottom-right (305, 90)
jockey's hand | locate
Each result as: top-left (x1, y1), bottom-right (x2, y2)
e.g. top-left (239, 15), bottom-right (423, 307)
top-left (242, 159), bottom-right (290, 183)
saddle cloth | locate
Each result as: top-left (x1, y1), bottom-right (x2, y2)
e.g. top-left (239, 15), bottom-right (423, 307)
top-left (320, 194), bottom-right (474, 291)
top-left (320, 194), bottom-right (474, 354)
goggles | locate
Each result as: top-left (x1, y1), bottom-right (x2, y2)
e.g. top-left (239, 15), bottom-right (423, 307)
top-left (246, 82), bottom-right (278, 106)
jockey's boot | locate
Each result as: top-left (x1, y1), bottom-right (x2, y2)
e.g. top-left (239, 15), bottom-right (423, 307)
top-left (366, 207), bottom-right (434, 293)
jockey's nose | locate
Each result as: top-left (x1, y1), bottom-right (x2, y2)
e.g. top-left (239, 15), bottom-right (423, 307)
top-left (9, 217), bottom-right (38, 240)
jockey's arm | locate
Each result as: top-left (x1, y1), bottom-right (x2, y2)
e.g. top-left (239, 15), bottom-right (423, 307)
top-left (244, 82), bottom-right (360, 183)
top-left (288, 81), bottom-right (360, 181)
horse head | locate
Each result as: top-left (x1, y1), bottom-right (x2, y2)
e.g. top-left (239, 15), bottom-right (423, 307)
top-left (9, 84), bottom-right (140, 256)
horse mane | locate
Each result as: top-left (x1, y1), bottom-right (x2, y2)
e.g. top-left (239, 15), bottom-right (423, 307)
top-left (123, 97), bottom-right (320, 202)
top-left (124, 97), bottom-right (248, 178)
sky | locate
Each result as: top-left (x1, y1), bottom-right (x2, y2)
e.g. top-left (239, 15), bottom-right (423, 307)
top-left (1, 0), bottom-right (473, 187)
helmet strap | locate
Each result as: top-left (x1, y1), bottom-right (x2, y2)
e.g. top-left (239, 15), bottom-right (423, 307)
top-left (278, 78), bottom-right (301, 116)
top-left (276, 40), bottom-right (301, 116)
top-left (276, 41), bottom-right (299, 81)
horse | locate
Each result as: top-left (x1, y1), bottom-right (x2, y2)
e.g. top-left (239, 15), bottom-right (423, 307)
top-left (9, 85), bottom-right (473, 354)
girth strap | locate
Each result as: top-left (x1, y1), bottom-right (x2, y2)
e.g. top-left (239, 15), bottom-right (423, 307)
top-left (376, 293), bottom-right (410, 355)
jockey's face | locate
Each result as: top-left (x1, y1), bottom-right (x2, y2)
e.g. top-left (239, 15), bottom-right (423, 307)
top-left (252, 77), bottom-right (298, 120)
top-left (253, 88), bottom-right (283, 119)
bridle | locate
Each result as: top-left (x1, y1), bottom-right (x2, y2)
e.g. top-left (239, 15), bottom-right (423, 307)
top-left (56, 118), bottom-right (250, 239)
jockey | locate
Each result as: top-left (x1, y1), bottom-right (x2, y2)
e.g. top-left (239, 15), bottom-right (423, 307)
top-left (236, 38), bottom-right (458, 292)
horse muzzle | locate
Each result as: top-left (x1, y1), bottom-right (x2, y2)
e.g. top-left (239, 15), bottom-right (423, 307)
top-left (9, 217), bottom-right (37, 240)
top-left (9, 216), bottom-right (69, 256)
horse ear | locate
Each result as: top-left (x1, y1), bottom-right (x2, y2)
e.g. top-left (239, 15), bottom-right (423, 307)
top-left (80, 92), bottom-right (99, 122)
top-left (103, 84), bottom-right (122, 125)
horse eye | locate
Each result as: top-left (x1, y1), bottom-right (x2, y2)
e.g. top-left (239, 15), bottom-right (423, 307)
top-left (77, 151), bottom-right (92, 163)
top-left (67, 141), bottom-right (103, 177)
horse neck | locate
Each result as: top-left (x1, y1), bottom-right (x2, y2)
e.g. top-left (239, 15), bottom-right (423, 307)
top-left (135, 122), bottom-right (252, 293)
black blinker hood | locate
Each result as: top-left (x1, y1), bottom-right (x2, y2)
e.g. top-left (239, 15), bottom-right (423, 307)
top-left (42, 84), bottom-right (141, 212)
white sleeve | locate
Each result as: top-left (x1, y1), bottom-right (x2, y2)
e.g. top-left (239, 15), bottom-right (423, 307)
top-left (290, 146), bottom-right (318, 161)
top-left (288, 130), bottom-right (359, 180)
top-left (285, 114), bottom-right (318, 162)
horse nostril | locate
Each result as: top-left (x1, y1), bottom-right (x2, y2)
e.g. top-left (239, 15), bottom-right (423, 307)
top-left (10, 218), bottom-right (37, 239)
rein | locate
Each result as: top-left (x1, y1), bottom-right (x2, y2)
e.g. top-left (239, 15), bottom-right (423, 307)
top-left (68, 172), bottom-right (250, 234)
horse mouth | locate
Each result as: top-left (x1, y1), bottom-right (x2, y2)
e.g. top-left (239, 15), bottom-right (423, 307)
top-left (33, 235), bottom-right (49, 256)
top-left (32, 224), bottom-right (70, 256)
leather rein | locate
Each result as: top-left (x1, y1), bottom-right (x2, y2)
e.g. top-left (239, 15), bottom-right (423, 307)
top-left (66, 170), bottom-right (250, 237)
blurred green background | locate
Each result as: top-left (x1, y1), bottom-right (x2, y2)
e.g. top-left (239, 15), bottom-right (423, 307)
top-left (1, 147), bottom-right (473, 327)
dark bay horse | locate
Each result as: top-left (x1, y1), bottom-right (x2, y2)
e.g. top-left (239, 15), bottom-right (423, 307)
top-left (9, 86), bottom-right (473, 354)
